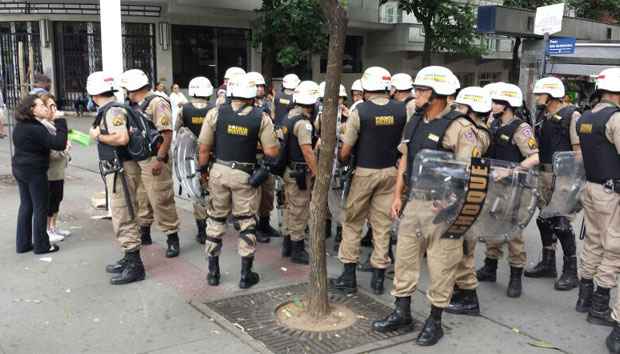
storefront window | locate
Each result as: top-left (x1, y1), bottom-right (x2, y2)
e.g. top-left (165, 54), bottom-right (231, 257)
top-left (320, 35), bottom-right (363, 74)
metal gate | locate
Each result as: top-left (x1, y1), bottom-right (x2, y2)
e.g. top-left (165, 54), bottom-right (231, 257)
top-left (54, 21), bottom-right (156, 110)
top-left (0, 22), bottom-right (43, 108)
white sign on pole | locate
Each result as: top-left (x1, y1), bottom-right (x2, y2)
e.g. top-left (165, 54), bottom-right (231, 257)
top-left (99, 0), bottom-right (124, 102)
top-left (534, 3), bottom-right (565, 35)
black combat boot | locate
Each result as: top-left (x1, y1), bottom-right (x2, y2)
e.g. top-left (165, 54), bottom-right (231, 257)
top-left (607, 321), bottom-right (620, 354)
top-left (576, 278), bottom-right (594, 313)
top-left (507, 267), bottom-right (523, 298)
top-left (207, 256), bottom-right (220, 286)
top-left (524, 248), bottom-right (557, 278)
top-left (239, 256), bottom-right (260, 289)
top-left (140, 225), bottom-right (152, 245)
top-left (588, 287), bottom-right (615, 326)
top-left (372, 296), bottom-right (414, 333)
top-left (256, 216), bottom-right (275, 243)
top-left (195, 219), bottom-right (206, 244)
top-left (166, 233), bottom-right (180, 258)
top-left (110, 250), bottom-right (145, 285)
top-left (333, 226), bottom-right (342, 252)
top-left (105, 254), bottom-right (128, 274)
top-left (446, 288), bottom-right (480, 315)
top-left (371, 268), bottom-right (385, 295)
top-left (361, 227), bottom-right (373, 248)
top-left (291, 240), bottom-right (309, 265)
top-left (329, 263), bottom-right (357, 294)
top-left (282, 235), bottom-right (292, 257)
top-left (416, 306), bottom-right (444, 346)
top-left (555, 256), bottom-right (579, 290)
top-left (325, 218), bottom-right (332, 239)
top-left (476, 258), bottom-right (498, 282)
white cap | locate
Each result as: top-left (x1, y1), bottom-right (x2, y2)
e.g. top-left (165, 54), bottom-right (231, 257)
top-left (282, 74), bottom-right (301, 90)
top-left (339, 84), bottom-right (348, 98)
top-left (391, 73), bottom-right (414, 91)
top-left (491, 82), bottom-right (523, 108)
top-left (595, 67), bottom-right (620, 93)
top-left (361, 66), bottom-right (391, 92)
top-left (120, 69), bottom-right (149, 92)
top-left (246, 72), bottom-right (266, 86)
top-left (455, 86), bottom-right (492, 113)
top-left (413, 66), bottom-right (458, 96)
top-left (224, 67), bottom-right (246, 80)
top-left (87, 71), bottom-right (117, 96)
top-left (188, 76), bottom-right (213, 98)
top-left (351, 79), bottom-right (363, 92)
top-left (227, 74), bottom-right (257, 99)
top-left (533, 77), bottom-right (565, 99)
top-left (294, 80), bottom-right (320, 105)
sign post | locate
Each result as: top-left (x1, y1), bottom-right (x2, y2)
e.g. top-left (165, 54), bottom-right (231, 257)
top-left (99, 0), bottom-right (124, 102)
top-left (535, 3), bottom-right (565, 78)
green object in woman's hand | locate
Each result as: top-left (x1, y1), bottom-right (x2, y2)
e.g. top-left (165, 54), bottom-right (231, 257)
top-left (68, 129), bottom-right (91, 147)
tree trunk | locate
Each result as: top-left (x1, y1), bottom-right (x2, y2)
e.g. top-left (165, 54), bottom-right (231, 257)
top-left (509, 37), bottom-right (522, 84)
top-left (262, 45), bottom-right (274, 84)
top-left (422, 23), bottom-right (433, 67)
top-left (305, 0), bottom-right (347, 319)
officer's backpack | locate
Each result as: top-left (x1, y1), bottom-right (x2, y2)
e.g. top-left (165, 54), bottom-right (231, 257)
top-left (94, 102), bottom-right (163, 162)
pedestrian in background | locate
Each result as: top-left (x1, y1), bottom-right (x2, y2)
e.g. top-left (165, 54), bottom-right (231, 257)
top-left (12, 94), bottom-right (67, 254)
top-left (39, 93), bottom-right (72, 242)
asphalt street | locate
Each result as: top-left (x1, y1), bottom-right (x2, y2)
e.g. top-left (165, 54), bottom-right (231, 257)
top-left (0, 116), bottom-right (612, 354)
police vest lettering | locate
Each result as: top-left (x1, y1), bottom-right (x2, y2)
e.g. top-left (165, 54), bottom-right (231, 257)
top-left (538, 105), bottom-right (575, 164)
top-left (356, 100), bottom-right (407, 169)
top-left (285, 114), bottom-right (313, 163)
top-left (488, 118), bottom-right (525, 163)
top-left (577, 106), bottom-right (620, 183)
top-left (182, 102), bottom-right (213, 137)
top-left (214, 105), bottom-right (262, 164)
top-left (404, 110), bottom-right (469, 182)
top-left (274, 92), bottom-right (295, 127)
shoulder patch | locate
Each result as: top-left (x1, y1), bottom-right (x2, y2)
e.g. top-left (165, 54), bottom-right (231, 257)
top-left (463, 129), bottom-right (476, 143)
top-left (160, 116), bottom-right (170, 126)
top-left (527, 137), bottom-right (538, 150)
top-left (520, 124), bottom-right (533, 138)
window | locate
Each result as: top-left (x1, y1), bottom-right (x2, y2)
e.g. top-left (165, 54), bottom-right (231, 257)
top-left (607, 28), bottom-right (612, 40)
top-left (171, 25), bottom-right (249, 88)
top-left (527, 16), bottom-right (534, 32)
top-left (479, 72), bottom-right (501, 86)
top-left (320, 35), bottom-right (363, 74)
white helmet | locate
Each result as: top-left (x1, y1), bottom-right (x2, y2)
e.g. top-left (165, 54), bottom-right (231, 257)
top-left (339, 84), bottom-right (348, 98)
top-left (351, 79), bottom-right (363, 92)
top-left (188, 76), bottom-right (213, 98)
top-left (533, 77), bottom-right (565, 99)
top-left (361, 66), bottom-right (391, 92)
top-left (282, 73), bottom-right (301, 90)
top-left (318, 81), bottom-right (326, 98)
top-left (491, 82), bottom-right (523, 108)
top-left (227, 74), bottom-right (257, 99)
top-left (413, 66), bottom-right (458, 96)
top-left (449, 73), bottom-right (461, 92)
top-left (483, 82), bottom-right (504, 98)
top-left (246, 72), bottom-right (266, 86)
top-left (120, 69), bottom-right (149, 92)
top-left (391, 73), bottom-right (414, 91)
top-left (595, 67), bottom-right (620, 93)
top-left (294, 81), bottom-right (320, 106)
top-left (87, 71), bottom-right (117, 96)
top-left (224, 67), bottom-right (246, 80)
top-left (456, 86), bottom-right (492, 113)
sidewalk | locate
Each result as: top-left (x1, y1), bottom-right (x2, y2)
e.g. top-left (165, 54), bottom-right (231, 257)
top-left (0, 117), bottom-right (611, 354)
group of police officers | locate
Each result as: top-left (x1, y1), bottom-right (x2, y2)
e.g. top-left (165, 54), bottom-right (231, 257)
top-left (85, 63), bottom-right (620, 351)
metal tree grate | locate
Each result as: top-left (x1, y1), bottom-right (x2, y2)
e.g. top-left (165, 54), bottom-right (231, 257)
top-left (206, 283), bottom-right (412, 354)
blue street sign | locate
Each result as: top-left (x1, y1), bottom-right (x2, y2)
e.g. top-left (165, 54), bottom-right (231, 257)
top-left (547, 36), bottom-right (576, 55)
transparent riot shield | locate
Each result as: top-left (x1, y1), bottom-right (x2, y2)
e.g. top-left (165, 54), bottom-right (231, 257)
top-left (539, 151), bottom-right (585, 218)
top-left (467, 159), bottom-right (539, 241)
top-left (406, 150), bottom-right (471, 239)
top-left (172, 127), bottom-right (207, 206)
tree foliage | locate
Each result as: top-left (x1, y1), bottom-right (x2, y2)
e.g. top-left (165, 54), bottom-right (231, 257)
top-left (567, 0), bottom-right (619, 23)
top-left (380, 0), bottom-right (484, 66)
top-left (252, 0), bottom-right (328, 69)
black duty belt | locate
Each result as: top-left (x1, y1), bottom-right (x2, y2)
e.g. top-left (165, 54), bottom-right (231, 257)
top-left (289, 162), bottom-right (308, 170)
top-left (215, 159), bottom-right (255, 174)
top-left (602, 179), bottom-right (620, 194)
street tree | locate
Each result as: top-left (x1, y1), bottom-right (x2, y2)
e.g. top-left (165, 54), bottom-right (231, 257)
top-left (567, 0), bottom-right (619, 23)
top-left (305, 0), bottom-right (348, 319)
top-left (379, 0), bottom-right (483, 66)
top-left (252, 0), bottom-right (328, 81)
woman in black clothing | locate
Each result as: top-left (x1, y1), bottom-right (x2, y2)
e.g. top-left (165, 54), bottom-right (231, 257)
top-left (12, 95), bottom-right (68, 254)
